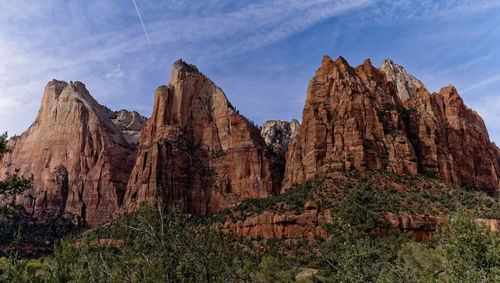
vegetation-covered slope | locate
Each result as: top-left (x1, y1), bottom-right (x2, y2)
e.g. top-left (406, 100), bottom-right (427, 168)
top-left (1, 171), bottom-right (499, 282)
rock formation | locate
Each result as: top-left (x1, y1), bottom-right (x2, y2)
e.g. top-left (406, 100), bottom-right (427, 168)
top-left (284, 56), bottom-right (500, 191)
top-left (222, 209), bottom-right (500, 242)
top-left (122, 59), bottom-right (280, 216)
top-left (0, 80), bottom-right (139, 226)
top-left (221, 202), bottom-right (331, 242)
top-left (109, 109), bottom-right (148, 146)
top-left (260, 119), bottom-right (300, 152)
top-left (380, 59), bottom-right (425, 102)
top-left (404, 85), bottom-right (500, 190)
top-left (283, 56), bottom-right (418, 189)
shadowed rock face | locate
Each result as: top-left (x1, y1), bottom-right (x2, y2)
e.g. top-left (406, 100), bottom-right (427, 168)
top-left (404, 85), bottom-right (500, 190)
top-left (380, 59), bottom-right (425, 102)
top-left (0, 80), bottom-right (139, 226)
top-left (283, 56), bottom-right (500, 191)
top-left (122, 59), bottom-right (281, 216)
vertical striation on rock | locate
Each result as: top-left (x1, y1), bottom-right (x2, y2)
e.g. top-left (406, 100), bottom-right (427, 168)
top-left (122, 59), bottom-right (279, 216)
top-left (284, 55), bottom-right (500, 191)
top-left (283, 56), bottom-right (418, 190)
top-left (404, 85), bottom-right (500, 190)
top-left (380, 59), bottom-right (425, 102)
top-left (0, 80), bottom-right (139, 226)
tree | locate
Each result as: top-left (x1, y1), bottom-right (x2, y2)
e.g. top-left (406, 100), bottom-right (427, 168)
top-left (439, 208), bottom-right (500, 282)
top-left (0, 132), bottom-right (32, 216)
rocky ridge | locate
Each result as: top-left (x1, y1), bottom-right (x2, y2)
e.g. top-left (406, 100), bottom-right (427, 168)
top-left (283, 56), bottom-right (419, 189)
top-left (0, 80), bottom-right (141, 226)
top-left (380, 59), bottom-right (425, 102)
top-left (283, 56), bottom-right (500, 191)
top-left (122, 59), bottom-right (281, 216)
top-left (2, 56), bottom-right (500, 229)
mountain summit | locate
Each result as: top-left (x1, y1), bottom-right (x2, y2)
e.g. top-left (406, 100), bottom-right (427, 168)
top-left (0, 80), bottom-right (142, 226)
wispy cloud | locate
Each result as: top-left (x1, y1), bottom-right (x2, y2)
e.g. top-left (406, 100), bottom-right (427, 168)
top-left (0, 0), bottom-right (499, 141)
top-left (105, 64), bottom-right (124, 79)
top-left (462, 74), bottom-right (500, 94)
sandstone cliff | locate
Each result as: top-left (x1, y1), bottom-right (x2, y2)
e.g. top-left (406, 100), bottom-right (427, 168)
top-left (284, 56), bottom-right (500, 191)
top-left (0, 80), bottom-right (139, 226)
top-left (122, 60), bottom-right (280, 216)
top-left (380, 59), bottom-right (425, 102)
top-left (283, 56), bottom-right (418, 189)
top-left (404, 85), bottom-right (500, 190)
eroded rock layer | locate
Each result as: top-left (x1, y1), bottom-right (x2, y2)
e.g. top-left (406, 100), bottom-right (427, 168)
top-left (404, 85), bottom-right (500, 190)
top-left (283, 56), bottom-right (418, 189)
top-left (122, 60), bottom-right (279, 215)
top-left (0, 80), bottom-right (138, 226)
top-left (284, 56), bottom-right (500, 191)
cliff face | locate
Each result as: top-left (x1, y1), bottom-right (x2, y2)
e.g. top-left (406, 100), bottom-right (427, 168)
top-left (283, 56), bottom-right (500, 191)
top-left (260, 120), bottom-right (300, 152)
top-left (283, 56), bottom-right (418, 189)
top-left (380, 59), bottom-right (425, 102)
top-left (0, 80), bottom-right (139, 226)
top-left (122, 60), bottom-right (279, 216)
top-left (405, 86), bottom-right (500, 190)
top-left (109, 110), bottom-right (148, 147)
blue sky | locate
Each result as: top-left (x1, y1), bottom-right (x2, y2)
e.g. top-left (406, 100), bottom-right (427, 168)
top-left (1, 0), bottom-right (500, 143)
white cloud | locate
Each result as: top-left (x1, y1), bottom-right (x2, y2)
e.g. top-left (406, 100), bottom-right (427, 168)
top-left (105, 64), bottom-right (124, 79)
top-left (462, 74), bottom-right (500, 94)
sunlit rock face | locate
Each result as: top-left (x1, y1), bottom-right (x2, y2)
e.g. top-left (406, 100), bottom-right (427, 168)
top-left (122, 60), bottom-right (281, 216)
top-left (284, 56), bottom-right (500, 191)
top-left (109, 109), bottom-right (148, 147)
top-left (260, 119), bottom-right (300, 152)
top-left (283, 56), bottom-right (418, 190)
top-left (0, 80), bottom-right (139, 226)
top-left (380, 59), bottom-right (425, 102)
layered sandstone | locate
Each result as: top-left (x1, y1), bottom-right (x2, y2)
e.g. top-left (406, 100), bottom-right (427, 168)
top-left (283, 56), bottom-right (418, 189)
top-left (221, 202), bottom-right (331, 241)
top-left (284, 56), bottom-right (500, 191)
top-left (404, 85), bottom-right (500, 190)
top-left (122, 59), bottom-right (279, 216)
top-left (0, 80), bottom-right (138, 226)
top-left (222, 209), bottom-right (500, 242)
top-left (380, 59), bottom-right (425, 102)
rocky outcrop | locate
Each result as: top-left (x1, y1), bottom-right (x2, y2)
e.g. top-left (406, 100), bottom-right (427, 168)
top-left (283, 56), bottom-right (418, 189)
top-left (122, 60), bottom-right (280, 216)
top-left (109, 110), bottom-right (148, 146)
top-left (222, 209), bottom-right (500, 242)
top-left (221, 206), bottom-right (331, 241)
top-left (284, 56), bottom-right (500, 191)
top-left (382, 213), bottom-right (443, 241)
top-left (260, 119), bottom-right (300, 151)
top-left (0, 80), bottom-right (137, 226)
top-left (380, 59), bottom-right (425, 102)
top-left (405, 86), bottom-right (500, 190)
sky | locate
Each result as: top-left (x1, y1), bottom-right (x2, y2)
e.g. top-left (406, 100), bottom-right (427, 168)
top-left (1, 0), bottom-right (500, 143)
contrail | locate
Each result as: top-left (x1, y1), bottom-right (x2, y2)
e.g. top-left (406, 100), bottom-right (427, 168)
top-left (131, 0), bottom-right (152, 47)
